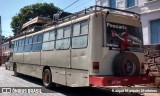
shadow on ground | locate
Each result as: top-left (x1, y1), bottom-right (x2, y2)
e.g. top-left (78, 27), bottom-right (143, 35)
top-left (12, 74), bottom-right (142, 96)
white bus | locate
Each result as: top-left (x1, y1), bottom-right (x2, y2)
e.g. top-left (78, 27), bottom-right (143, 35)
top-left (8, 6), bottom-right (155, 87)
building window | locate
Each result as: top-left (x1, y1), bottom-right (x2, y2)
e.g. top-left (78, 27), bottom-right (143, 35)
top-left (150, 19), bottom-right (160, 44)
top-left (109, 0), bottom-right (116, 8)
top-left (127, 0), bottom-right (135, 8)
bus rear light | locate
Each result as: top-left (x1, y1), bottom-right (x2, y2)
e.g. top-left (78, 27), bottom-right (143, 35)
top-left (93, 62), bottom-right (99, 73)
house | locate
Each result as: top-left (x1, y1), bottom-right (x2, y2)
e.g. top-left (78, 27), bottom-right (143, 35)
top-left (21, 16), bottom-right (51, 34)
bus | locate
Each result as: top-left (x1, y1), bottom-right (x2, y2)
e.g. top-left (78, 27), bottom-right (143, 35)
top-left (7, 5), bottom-right (155, 87)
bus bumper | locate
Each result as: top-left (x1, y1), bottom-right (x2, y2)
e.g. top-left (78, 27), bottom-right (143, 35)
top-left (89, 75), bottom-right (155, 86)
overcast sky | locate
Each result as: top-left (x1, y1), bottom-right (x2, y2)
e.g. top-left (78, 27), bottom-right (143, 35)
top-left (0, 0), bottom-right (95, 37)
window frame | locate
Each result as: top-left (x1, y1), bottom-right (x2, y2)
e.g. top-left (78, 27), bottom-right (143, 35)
top-left (24, 36), bottom-right (33, 52)
top-left (42, 31), bottom-right (56, 51)
top-left (32, 34), bottom-right (43, 52)
top-left (126, 0), bottom-right (136, 8)
top-left (49, 31), bottom-right (56, 41)
top-left (55, 26), bottom-right (71, 50)
top-left (71, 20), bottom-right (89, 49)
top-left (150, 19), bottom-right (160, 44)
top-left (17, 39), bottom-right (25, 53)
top-left (71, 34), bottom-right (88, 49)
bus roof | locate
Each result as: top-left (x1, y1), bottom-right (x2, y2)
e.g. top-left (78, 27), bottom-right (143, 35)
top-left (11, 5), bottom-right (140, 41)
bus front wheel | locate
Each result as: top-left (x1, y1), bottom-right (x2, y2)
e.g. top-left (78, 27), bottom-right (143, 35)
top-left (42, 69), bottom-right (53, 88)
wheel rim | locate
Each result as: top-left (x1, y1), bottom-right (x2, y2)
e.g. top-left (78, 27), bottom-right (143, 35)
top-left (125, 60), bottom-right (136, 75)
top-left (44, 72), bottom-right (50, 84)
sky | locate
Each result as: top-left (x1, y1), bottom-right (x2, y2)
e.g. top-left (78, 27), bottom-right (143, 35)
top-left (0, 0), bottom-right (95, 37)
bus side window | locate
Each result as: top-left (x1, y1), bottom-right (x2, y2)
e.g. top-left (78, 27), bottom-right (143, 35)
top-left (32, 34), bottom-right (43, 52)
top-left (16, 40), bottom-right (18, 47)
top-left (42, 41), bottom-right (55, 51)
top-left (56, 39), bottom-right (70, 50)
top-left (33, 35), bottom-right (38, 43)
top-left (18, 39), bottom-right (24, 53)
top-left (13, 40), bottom-right (18, 53)
top-left (56, 27), bottom-right (70, 50)
top-left (19, 39), bottom-right (22, 47)
top-left (81, 21), bottom-right (89, 35)
top-left (29, 37), bottom-right (33, 44)
top-left (42, 31), bottom-right (55, 51)
top-left (72, 21), bottom-right (88, 49)
top-left (25, 38), bottom-right (29, 45)
top-left (64, 26), bottom-right (71, 38)
top-left (57, 28), bottom-right (63, 39)
top-left (73, 23), bottom-right (80, 36)
top-left (49, 31), bottom-right (55, 40)
top-left (38, 34), bottom-right (43, 42)
top-left (72, 36), bottom-right (88, 49)
top-left (43, 32), bottom-right (49, 42)
top-left (24, 37), bottom-right (32, 52)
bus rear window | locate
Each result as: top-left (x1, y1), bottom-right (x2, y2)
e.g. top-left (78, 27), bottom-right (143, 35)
top-left (106, 22), bottom-right (143, 48)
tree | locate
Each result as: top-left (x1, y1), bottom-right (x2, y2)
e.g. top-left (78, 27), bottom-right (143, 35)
top-left (11, 3), bottom-right (71, 35)
top-left (1, 35), bottom-right (8, 43)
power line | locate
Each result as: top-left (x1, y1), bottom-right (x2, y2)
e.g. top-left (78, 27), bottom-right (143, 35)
top-left (67, 0), bottom-right (93, 12)
top-left (62, 0), bottom-right (80, 11)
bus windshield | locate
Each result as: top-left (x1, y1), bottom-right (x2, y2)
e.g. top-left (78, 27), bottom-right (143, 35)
top-left (106, 22), bottom-right (143, 49)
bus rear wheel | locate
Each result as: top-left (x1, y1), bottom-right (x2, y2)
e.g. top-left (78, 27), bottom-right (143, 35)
top-left (113, 52), bottom-right (140, 76)
top-left (42, 69), bottom-right (53, 88)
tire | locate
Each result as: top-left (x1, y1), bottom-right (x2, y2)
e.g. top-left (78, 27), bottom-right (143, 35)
top-left (42, 69), bottom-right (53, 88)
top-left (13, 64), bottom-right (19, 76)
top-left (113, 52), bottom-right (140, 76)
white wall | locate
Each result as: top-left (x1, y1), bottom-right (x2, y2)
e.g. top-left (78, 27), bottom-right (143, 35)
top-left (126, 0), bottom-right (160, 44)
top-left (96, 0), bottom-right (109, 6)
top-left (96, 0), bottom-right (160, 44)
top-left (141, 11), bottom-right (160, 44)
top-left (117, 0), bottom-right (126, 9)
top-left (137, 0), bottom-right (147, 6)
